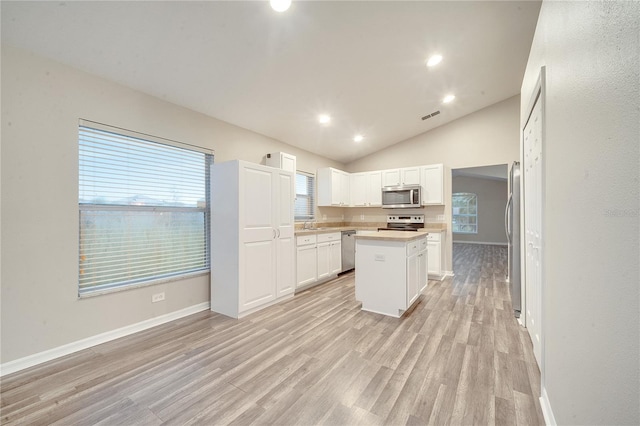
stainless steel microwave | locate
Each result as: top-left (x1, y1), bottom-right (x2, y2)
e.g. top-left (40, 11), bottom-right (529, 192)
top-left (381, 185), bottom-right (422, 209)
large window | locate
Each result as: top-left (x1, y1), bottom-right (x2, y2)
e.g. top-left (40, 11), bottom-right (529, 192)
top-left (78, 120), bottom-right (213, 295)
top-left (452, 192), bottom-right (478, 234)
top-left (295, 172), bottom-right (315, 221)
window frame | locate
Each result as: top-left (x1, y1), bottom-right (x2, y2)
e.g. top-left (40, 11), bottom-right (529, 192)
top-left (295, 171), bottom-right (316, 222)
top-left (78, 119), bottom-right (213, 297)
top-left (452, 192), bottom-right (478, 234)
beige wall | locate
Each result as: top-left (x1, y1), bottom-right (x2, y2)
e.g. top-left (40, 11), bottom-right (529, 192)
top-left (521, 1), bottom-right (639, 424)
top-left (452, 175), bottom-right (508, 245)
top-left (345, 96), bottom-right (520, 273)
top-left (0, 45), bottom-right (343, 363)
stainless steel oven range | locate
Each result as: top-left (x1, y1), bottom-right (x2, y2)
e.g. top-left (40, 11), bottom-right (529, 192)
top-left (377, 214), bottom-right (425, 232)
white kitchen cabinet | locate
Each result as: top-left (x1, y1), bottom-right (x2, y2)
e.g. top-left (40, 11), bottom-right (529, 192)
top-left (316, 242), bottom-right (331, 281)
top-left (367, 171), bottom-right (383, 206)
top-left (210, 160), bottom-right (295, 318)
top-left (350, 173), bottom-right (367, 206)
top-left (317, 167), bottom-right (350, 206)
top-left (407, 251), bottom-right (420, 308)
top-left (421, 164), bottom-right (444, 205)
top-left (355, 234), bottom-right (427, 317)
top-left (426, 231), bottom-right (445, 280)
top-left (382, 167), bottom-right (421, 187)
top-left (265, 151), bottom-right (296, 173)
top-left (317, 232), bottom-right (341, 279)
top-left (296, 231), bottom-right (341, 289)
top-left (419, 238), bottom-right (428, 291)
top-left (382, 169), bottom-right (401, 187)
top-left (296, 236), bottom-right (317, 288)
top-left (350, 171), bottom-right (382, 207)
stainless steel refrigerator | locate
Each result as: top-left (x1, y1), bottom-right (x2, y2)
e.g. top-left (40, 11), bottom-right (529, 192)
top-left (505, 162), bottom-right (521, 317)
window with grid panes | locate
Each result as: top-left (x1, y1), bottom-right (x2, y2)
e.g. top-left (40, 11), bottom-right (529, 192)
top-left (452, 192), bottom-right (478, 233)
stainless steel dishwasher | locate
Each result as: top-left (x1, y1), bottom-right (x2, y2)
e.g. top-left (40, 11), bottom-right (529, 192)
top-left (340, 230), bottom-right (356, 273)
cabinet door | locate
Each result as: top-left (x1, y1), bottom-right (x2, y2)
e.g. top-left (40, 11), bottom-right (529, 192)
top-left (401, 167), bottom-right (421, 186)
top-left (421, 164), bottom-right (444, 205)
top-left (240, 164), bottom-right (277, 311)
top-left (367, 171), bottom-right (382, 206)
top-left (296, 245), bottom-right (317, 287)
top-left (427, 241), bottom-right (441, 276)
top-left (382, 169), bottom-right (401, 187)
top-left (330, 169), bottom-right (342, 206)
top-left (407, 253), bottom-right (420, 308)
top-left (351, 173), bottom-right (367, 206)
top-left (340, 172), bottom-right (350, 206)
top-left (330, 241), bottom-right (342, 274)
top-left (275, 170), bottom-right (295, 297)
top-left (317, 242), bottom-right (331, 280)
top-left (418, 250), bottom-right (428, 292)
top-left (280, 153), bottom-right (296, 173)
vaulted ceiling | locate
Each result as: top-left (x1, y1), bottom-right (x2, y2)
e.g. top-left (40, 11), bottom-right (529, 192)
top-left (2, 1), bottom-right (541, 163)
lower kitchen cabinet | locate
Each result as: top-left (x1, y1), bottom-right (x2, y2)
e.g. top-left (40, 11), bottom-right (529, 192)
top-left (355, 234), bottom-right (427, 317)
top-left (427, 231), bottom-right (445, 280)
top-left (296, 232), bottom-right (341, 289)
top-left (296, 239), bottom-right (317, 287)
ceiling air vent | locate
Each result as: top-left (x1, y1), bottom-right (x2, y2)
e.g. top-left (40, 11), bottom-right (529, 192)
top-left (421, 110), bottom-right (441, 120)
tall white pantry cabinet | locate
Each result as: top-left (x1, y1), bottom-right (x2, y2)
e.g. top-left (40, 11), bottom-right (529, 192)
top-left (210, 160), bottom-right (295, 318)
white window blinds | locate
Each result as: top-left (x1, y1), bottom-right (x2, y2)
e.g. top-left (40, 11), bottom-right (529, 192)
top-left (78, 121), bottom-right (213, 295)
top-left (295, 172), bottom-right (315, 221)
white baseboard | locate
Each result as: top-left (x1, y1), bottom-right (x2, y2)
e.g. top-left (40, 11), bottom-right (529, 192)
top-left (540, 386), bottom-right (557, 426)
top-left (0, 301), bottom-right (210, 377)
top-left (452, 240), bottom-right (508, 246)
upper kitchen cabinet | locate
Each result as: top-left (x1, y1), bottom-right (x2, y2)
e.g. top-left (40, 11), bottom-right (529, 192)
top-left (317, 167), bottom-right (350, 206)
top-left (382, 167), bottom-right (421, 187)
top-left (350, 171), bottom-right (382, 207)
top-left (265, 152), bottom-right (296, 173)
top-left (421, 164), bottom-right (444, 205)
top-left (210, 160), bottom-right (295, 318)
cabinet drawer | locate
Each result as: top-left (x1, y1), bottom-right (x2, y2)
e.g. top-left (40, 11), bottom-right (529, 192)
top-left (296, 235), bottom-right (317, 246)
top-left (426, 232), bottom-right (442, 242)
top-left (317, 232), bottom-right (341, 243)
top-left (407, 240), bottom-right (420, 256)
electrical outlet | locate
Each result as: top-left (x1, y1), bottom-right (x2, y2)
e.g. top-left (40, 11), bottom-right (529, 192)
top-left (152, 292), bottom-right (165, 303)
top-left (322, 214), bottom-right (327, 220)
top-left (437, 214), bottom-right (445, 221)
top-left (360, 214), bottom-right (365, 221)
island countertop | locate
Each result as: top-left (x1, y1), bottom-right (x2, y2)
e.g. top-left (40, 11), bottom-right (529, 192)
top-left (354, 230), bottom-right (428, 242)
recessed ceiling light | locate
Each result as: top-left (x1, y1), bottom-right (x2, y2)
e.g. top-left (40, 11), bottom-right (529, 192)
top-left (426, 54), bottom-right (443, 67)
top-left (318, 114), bottom-right (331, 124)
top-left (270, 0), bottom-right (291, 12)
top-left (443, 94), bottom-right (456, 103)
top-left (354, 134), bottom-right (364, 142)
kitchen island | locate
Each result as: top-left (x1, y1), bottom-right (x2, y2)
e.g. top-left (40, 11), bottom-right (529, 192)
top-left (355, 231), bottom-right (428, 317)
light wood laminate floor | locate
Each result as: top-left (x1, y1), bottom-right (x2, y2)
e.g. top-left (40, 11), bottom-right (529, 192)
top-left (1, 243), bottom-right (544, 425)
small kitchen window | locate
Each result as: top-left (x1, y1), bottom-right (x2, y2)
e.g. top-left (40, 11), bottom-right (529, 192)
top-left (78, 120), bottom-right (213, 296)
top-left (452, 192), bottom-right (478, 234)
top-left (295, 171), bottom-right (315, 221)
